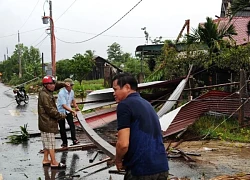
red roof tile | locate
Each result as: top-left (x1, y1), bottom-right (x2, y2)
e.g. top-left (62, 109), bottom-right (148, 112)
top-left (213, 17), bottom-right (250, 45)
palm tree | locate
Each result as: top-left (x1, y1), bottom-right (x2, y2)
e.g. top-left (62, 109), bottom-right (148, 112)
top-left (186, 17), bottom-right (237, 58)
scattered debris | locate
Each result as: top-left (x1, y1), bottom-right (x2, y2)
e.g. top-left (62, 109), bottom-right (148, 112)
top-left (169, 149), bottom-right (195, 162)
top-left (203, 147), bottom-right (216, 151)
top-left (89, 151), bottom-right (98, 163)
top-left (7, 124), bottom-right (29, 144)
top-left (209, 174), bottom-right (250, 180)
top-left (108, 170), bottom-right (126, 175)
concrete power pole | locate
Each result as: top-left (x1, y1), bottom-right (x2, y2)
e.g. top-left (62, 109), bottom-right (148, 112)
top-left (49, 0), bottom-right (56, 77)
top-left (18, 31), bottom-right (22, 78)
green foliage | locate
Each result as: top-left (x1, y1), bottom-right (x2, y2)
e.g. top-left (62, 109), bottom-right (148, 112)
top-left (72, 53), bottom-right (94, 85)
top-left (1, 44), bottom-right (41, 85)
top-left (187, 17), bottom-right (236, 49)
top-left (123, 57), bottom-right (142, 75)
top-left (188, 116), bottom-right (250, 143)
top-left (7, 124), bottom-right (29, 144)
top-left (186, 17), bottom-right (237, 63)
top-left (216, 44), bottom-right (250, 72)
top-left (22, 46), bottom-right (42, 77)
top-left (73, 79), bottom-right (105, 98)
top-left (146, 43), bottom-right (192, 81)
top-left (56, 59), bottom-right (73, 80)
top-left (107, 42), bottom-right (123, 62)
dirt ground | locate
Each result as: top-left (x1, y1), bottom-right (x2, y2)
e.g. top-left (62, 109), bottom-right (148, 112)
top-left (167, 140), bottom-right (250, 179)
top-left (99, 122), bottom-right (250, 179)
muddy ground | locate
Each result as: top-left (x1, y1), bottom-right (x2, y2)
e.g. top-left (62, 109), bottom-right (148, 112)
top-left (99, 124), bottom-right (250, 179)
top-left (168, 140), bottom-right (250, 179)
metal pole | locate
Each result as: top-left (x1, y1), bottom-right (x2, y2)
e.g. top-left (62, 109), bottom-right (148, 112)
top-left (41, 52), bottom-right (44, 77)
top-left (18, 31), bottom-right (22, 78)
top-left (49, 0), bottom-right (56, 77)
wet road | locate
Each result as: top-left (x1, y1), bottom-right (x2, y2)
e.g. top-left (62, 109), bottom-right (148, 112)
top-left (0, 83), bottom-right (202, 180)
top-left (1, 82), bottom-right (248, 180)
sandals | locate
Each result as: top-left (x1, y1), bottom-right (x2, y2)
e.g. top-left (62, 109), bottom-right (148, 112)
top-left (42, 163), bottom-right (51, 166)
top-left (73, 140), bottom-right (80, 145)
top-left (51, 162), bottom-right (66, 169)
top-left (61, 144), bottom-right (68, 148)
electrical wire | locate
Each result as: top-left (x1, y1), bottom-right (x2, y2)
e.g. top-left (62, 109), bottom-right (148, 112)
top-left (0, 27), bottom-right (45, 39)
top-left (202, 97), bottom-right (249, 140)
top-left (55, 0), bottom-right (77, 22)
top-left (56, 0), bottom-right (143, 44)
top-left (34, 34), bottom-right (49, 47)
top-left (31, 32), bottom-right (47, 45)
top-left (55, 27), bottom-right (145, 39)
top-left (19, 0), bottom-right (41, 30)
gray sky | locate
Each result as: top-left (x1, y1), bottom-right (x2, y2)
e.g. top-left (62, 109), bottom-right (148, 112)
top-left (0, 0), bottom-right (222, 63)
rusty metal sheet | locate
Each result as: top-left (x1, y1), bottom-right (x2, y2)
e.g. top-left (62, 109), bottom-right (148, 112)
top-left (162, 90), bottom-right (250, 137)
top-left (76, 111), bottom-right (116, 159)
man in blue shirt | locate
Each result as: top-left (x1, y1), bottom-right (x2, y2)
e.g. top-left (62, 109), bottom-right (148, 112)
top-left (57, 78), bottom-right (80, 148)
top-left (112, 73), bottom-right (169, 180)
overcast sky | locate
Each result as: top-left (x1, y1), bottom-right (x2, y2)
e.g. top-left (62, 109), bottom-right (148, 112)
top-left (0, 0), bottom-right (222, 63)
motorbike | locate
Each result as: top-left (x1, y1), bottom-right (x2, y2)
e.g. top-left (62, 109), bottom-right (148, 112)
top-left (13, 86), bottom-right (29, 105)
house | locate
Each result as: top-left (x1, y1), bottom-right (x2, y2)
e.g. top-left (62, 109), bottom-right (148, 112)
top-left (219, 0), bottom-right (250, 45)
top-left (85, 56), bottom-right (123, 86)
top-left (214, 16), bottom-right (250, 45)
top-left (221, 0), bottom-right (250, 17)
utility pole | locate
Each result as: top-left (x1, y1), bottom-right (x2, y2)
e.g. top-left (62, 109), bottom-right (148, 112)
top-left (18, 31), bottom-right (22, 78)
top-left (6, 47), bottom-right (8, 59)
top-left (239, 69), bottom-right (247, 126)
top-left (41, 52), bottom-right (44, 77)
top-left (49, 0), bottom-right (56, 77)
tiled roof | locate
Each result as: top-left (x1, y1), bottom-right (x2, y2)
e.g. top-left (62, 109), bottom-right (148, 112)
top-left (213, 17), bottom-right (250, 45)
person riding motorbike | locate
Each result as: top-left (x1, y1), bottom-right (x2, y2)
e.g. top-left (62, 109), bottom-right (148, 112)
top-left (16, 85), bottom-right (26, 98)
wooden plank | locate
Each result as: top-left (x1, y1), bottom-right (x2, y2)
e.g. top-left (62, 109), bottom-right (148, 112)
top-left (76, 111), bottom-right (116, 159)
top-left (55, 143), bottom-right (96, 152)
top-left (89, 151), bottom-right (98, 163)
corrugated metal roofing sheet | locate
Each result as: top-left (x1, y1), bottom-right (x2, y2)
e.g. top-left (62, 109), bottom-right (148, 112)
top-left (162, 90), bottom-right (250, 137)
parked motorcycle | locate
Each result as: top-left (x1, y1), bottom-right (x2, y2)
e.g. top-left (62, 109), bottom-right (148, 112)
top-left (13, 86), bottom-right (29, 105)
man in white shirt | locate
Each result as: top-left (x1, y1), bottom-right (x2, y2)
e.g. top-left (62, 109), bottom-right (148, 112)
top-left (57, 78), bottom-right (80, 148)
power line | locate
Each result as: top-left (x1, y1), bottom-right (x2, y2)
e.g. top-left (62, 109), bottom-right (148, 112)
top-left (34, 34), bottom-right (49, 47)
top-left (55, 27), bottom-right (145, 39)
top-left (19, 0), bottom-right (41, 30)
top-left (55, 0), bottom-right (77, 22)
top-left (56, 0), bottom-right (143, 44)
top-left (31, 32), bottom-right (47, 45)
top-left (0, 27), bottom-right (45, 39)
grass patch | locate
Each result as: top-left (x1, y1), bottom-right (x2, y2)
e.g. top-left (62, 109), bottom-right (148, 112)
top-left (188, 115), bottom-right (250, 143)
top-left (73, 79), bottom-right (105, 98)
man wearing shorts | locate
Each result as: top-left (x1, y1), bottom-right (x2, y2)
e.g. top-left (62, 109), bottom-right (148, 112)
top-left (38, 75), bottom-right (67, 168)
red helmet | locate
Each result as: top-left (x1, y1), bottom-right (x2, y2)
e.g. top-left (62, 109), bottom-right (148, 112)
top-left (42, 75), bottom-right (56, 84)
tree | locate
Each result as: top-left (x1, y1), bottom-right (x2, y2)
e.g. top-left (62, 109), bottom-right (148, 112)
top-left (84, 50), bottom-right (95, 60)
top-left (186, 17), bottom-right (237, 63)
top-left (72, 52), bottom-right (94, 85)
top-left (0, 44), bottom-right (42, 84)
top-left (56, 59), bottom-right (73, 80)
top-left (107, 42), bottom-right (123, 62)
top-left (22, 46), bottom-right (41, 78)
